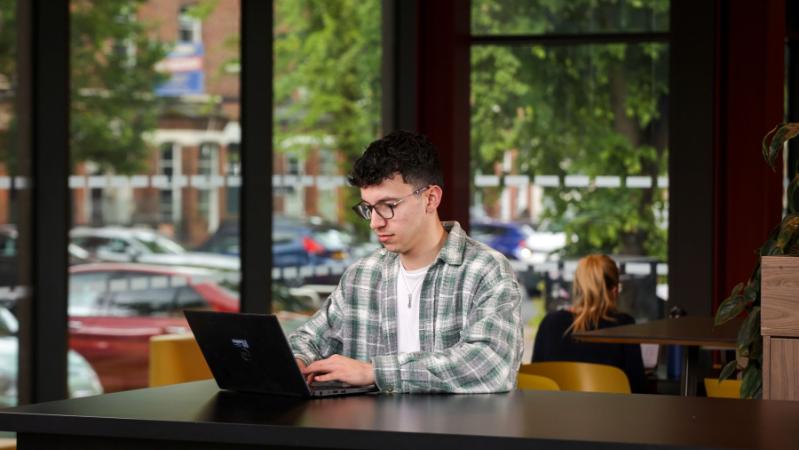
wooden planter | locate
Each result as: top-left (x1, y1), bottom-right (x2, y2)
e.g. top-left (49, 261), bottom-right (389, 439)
top-left (761, 255), bottom-right (799, 400)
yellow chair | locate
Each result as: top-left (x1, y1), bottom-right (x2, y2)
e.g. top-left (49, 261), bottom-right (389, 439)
top-left (517, 373), bottom-right (560, 391)
top-left (149, 334), bottom-right (213, 387)
top-left (519, 362), bottom-right (631, 394)
top-left (704, 378), bottom-right (741, 398)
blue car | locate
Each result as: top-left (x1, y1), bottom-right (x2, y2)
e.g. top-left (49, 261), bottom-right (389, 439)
top-left (470, 220), bottom-right (566, 297)
top-left (198, 216), bottom-right (354, 285)
top-left (470, 220), bottom-right (566, 264)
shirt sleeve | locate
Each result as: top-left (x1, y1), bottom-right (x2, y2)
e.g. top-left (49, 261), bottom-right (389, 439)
top-left (287, 280), bottom-right (346, 364)
top-left (370, 271), bottom-right (524, 394)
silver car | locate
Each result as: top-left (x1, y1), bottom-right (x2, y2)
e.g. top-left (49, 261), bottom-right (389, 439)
top-left (70, 227), bottom-right (239, 272)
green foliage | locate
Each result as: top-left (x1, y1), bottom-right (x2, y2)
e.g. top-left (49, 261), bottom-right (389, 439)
top-left (70, 0), bottom-right (169, 174)
top-left (182, 0), bottom-right (220, 21)
top-left (0, 1), bottom-right (15, 173)
top-left (274, 0), bottom-right (381, 236)
top-left (715, 122), bottom-right (799, 399)
top-left (470, 0), bottom-right (669, 259)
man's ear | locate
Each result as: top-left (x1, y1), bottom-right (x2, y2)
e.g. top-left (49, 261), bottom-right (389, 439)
top-left (426, 185), bottom-right (443, 211)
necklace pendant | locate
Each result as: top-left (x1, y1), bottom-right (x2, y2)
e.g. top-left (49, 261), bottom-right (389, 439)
top-left (408, 293), bottom-right (412, 308)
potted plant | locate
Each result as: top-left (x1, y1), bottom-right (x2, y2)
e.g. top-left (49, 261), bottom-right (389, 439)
top-left (714, 122), bottom-right (799, 399)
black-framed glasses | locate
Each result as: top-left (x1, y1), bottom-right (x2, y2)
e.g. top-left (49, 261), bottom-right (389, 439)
top-left (351, 185), bottom-right (430, 221)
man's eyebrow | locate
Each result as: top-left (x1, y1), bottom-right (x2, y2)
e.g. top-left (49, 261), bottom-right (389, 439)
top-left (363, 195), bottom-right (400, 204)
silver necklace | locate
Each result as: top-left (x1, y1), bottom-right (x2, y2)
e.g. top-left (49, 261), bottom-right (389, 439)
top-left (399, 265), bottom-right (425, 308)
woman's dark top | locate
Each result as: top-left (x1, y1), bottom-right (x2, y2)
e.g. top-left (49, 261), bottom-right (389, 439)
top-left (532, 309), bottom-right (647, 393)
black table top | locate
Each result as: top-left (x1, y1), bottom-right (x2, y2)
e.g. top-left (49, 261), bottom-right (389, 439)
top-left (573, 316), bottom-right (740, 348)
top-left (1, 380), bottom-right (798, 449)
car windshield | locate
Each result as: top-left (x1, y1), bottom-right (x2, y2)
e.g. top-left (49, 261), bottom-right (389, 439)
top-left (135, 234), bottom-right (185, 254)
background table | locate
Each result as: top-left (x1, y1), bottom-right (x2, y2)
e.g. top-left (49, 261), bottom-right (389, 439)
top-left (573, 316), bottom-right (740, 396)
top-left (1, 379), bottom-right (798, 449)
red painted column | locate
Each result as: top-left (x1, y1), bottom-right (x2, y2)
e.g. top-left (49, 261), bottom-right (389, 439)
top-left (415, 1), bottom-right (470, 230)
top-left (713, 0), bottom-right (785, 308)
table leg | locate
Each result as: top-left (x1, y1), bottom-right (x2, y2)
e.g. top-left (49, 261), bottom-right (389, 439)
top-left (679, 346), bottom-right (699, 396)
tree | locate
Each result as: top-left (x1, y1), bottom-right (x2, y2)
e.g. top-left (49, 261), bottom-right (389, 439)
top-left (70, 0), bottom-right (169, 174)
top-left (274, 0), bottom-right (382, 236)
top-left (0, 0), bottom-right (19, 171)
top-left (471, 0), bottom-right (669, 259)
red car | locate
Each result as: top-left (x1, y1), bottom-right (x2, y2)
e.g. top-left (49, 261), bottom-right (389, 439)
top-left (68, 263), bottom-right (239, 392)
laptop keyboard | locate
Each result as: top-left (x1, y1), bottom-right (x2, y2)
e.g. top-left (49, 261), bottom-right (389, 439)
top-left (309, 380), bottom-right (352, 389)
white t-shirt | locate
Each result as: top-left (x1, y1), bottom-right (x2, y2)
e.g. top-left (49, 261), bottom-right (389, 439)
top-left (396, 262), bottom-right (430, 353)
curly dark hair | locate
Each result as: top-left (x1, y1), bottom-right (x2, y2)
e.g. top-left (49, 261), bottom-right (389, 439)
top-left (348, 130), bottom-right (444, 188)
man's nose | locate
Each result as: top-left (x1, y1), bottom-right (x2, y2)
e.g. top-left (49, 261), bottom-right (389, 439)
top-left (370, 212), bottom-right (387, 230)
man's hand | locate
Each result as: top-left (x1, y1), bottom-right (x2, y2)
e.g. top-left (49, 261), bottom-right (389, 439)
top-left (302, 354), bottom-right (375, 386)
top-left (295, 358), bottom-right (314, 383)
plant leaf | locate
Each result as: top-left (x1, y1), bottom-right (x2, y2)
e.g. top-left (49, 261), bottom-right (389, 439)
top-left (737, 307), bottom-right (761, 354)
top-left (763, 122), bottom-right (799, 170)
top-left (760, 226), bottom-right (782, 256)
top-left (741, 364), bottom-right (762, 399)
top-left (742, 281), bottom-right (758, 303)
top-left (718, 360), bottom-right (738, 382)
top-left (715, 290), bottom-right (746, 326)
top-left (789, 175), bottom-right (799, 215)
top-left (774, 216), bottom-right (799, 252)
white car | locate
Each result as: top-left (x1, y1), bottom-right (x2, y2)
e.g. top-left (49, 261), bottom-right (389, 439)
top-left (70, 227), bottom-right (239, 272)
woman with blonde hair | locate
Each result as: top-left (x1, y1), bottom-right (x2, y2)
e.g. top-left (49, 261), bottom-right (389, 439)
top-left (532, 254), bottom-right (646, 393)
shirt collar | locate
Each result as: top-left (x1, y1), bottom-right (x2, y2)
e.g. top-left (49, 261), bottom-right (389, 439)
top-left (436, 221), bottom-right (466, 266)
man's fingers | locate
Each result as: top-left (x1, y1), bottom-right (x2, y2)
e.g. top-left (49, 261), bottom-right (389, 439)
top-left (303, 360), bottom-right (331, 375)
top-left (313, 373), bottom-right (334, 382)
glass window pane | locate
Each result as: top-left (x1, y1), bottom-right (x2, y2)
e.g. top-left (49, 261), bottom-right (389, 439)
top-left (471, 43), bottom-right (669, 360)
top-left (272, 0), bottom-right (382, 332)
top-left (68, 0), bottom-right (240, 393)
top-left (471, 0), bottom-right (669, 35)
top-left (0, 0), bottom-right (24, 413)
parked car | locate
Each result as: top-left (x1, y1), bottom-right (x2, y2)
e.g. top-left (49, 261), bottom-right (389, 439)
top-left (470, 220), bottom-right (566, 265)
top-left (0, 224), bottom-right (91, 311)
top-left (68, 263), bottom-right (239, 392)
top-left (470, 220), bottom-right (566, 296)
top-left (198, 216), bottom-right (356, 286)
top-left (0, 306), bottom-right (103, 408)
top-left (70, 227), bottom-right (239, 272)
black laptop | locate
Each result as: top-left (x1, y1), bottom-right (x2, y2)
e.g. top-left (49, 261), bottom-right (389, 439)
top-left (184, 310), bottom-right (378, 398)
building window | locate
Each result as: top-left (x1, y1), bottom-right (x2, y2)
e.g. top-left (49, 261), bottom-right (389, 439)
top-left (178, 4), bottom-right (202, 44)
top-left (198, 142), bottom-right (219, 229)
top-left (158, 142), bottom-right (179, 223)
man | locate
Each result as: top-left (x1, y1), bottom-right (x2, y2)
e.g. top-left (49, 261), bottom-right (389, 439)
top-left (289, 130), bottom-right (524, 393)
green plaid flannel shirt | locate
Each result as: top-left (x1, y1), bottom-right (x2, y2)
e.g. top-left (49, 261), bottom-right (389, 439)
top-left (289, 222), bottom-right (524, 393)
